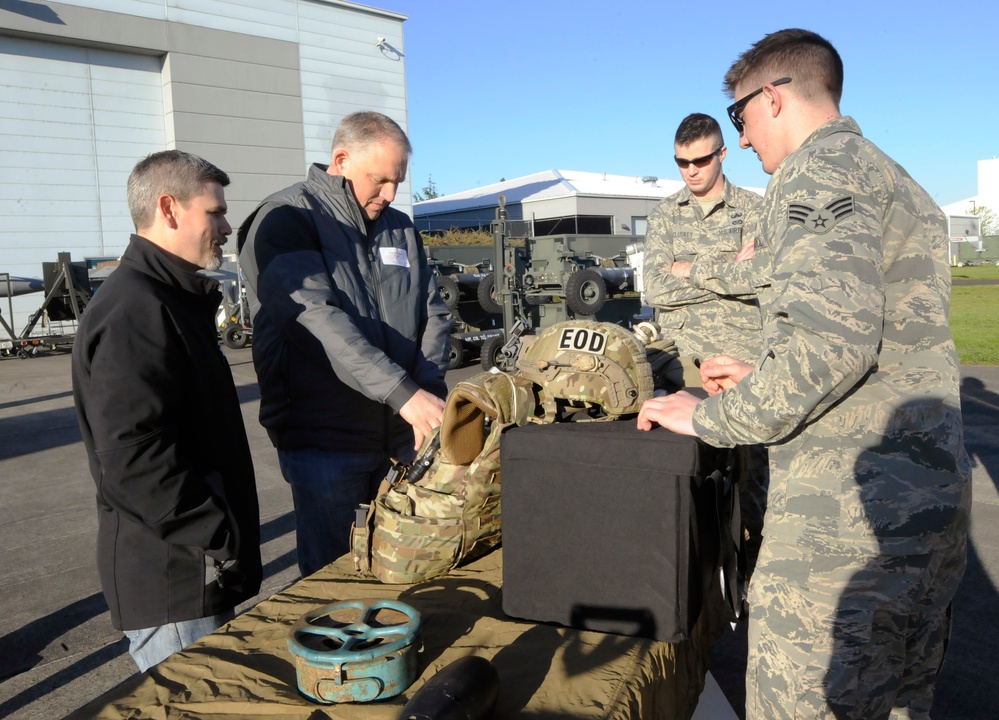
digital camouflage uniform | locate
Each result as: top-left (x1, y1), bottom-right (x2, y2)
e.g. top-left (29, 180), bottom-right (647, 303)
top-left (643, 176), bottom-right (764, 364)
top-left (644, 177), bottom-right (769, 580)
top-left (687, 210), bottom-right (772, 302)
top-left (693, 117), bottom-right (971, 720)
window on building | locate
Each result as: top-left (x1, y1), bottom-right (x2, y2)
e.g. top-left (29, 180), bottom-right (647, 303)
top-left (534, 215), bottom-right (613, 236)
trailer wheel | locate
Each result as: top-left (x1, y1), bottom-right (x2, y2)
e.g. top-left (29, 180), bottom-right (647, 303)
top-left (564, 268), bottom-right (606, 316)
top-left (222, 323), bottom-right (250, 349)
top-left (479, 336), bottom-right (505, 371)
top-left (437, 275), bottom-right (460, 310)
top-left (476, 274), bottom-right (503, 315)
top-left (447, 337), bottom-right (465, 370)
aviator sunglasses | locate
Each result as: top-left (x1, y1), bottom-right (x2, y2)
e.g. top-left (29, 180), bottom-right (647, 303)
top-left (674, 147), bottom-right (722, 169)
top-left (726, 76), bottom-right (792, 133)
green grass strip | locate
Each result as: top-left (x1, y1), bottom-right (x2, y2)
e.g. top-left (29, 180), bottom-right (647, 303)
top-left (951, 284), bottom-right (999, 365)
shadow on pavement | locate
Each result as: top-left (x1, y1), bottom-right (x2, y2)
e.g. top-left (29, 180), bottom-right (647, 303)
top-left (932, 376), bottom-right (999, 719)
top-left (0, 638), bottom-right (128, 718)
top-left (0, 593), bottom-right (109, 682)
top-left (0, 382), bottom-right (261, 462)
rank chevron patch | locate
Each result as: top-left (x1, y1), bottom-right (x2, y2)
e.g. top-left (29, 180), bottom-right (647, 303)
top-left (787, 196), bottom-right (855, 234)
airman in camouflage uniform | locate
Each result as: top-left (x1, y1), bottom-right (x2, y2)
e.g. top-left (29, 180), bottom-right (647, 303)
top-left (644, 114), bottom-right (770, 581)
top-left (637, 29), bottom-right (971, 720)
top-left (643, 113), bottom-right (764, 366)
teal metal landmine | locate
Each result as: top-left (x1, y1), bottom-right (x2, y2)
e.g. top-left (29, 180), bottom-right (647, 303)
top-left (287, 598), bottom-right (422, 704)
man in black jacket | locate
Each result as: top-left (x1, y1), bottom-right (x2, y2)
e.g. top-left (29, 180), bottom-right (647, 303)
top-left (239, 111), bottom-right (451, 576)
top-left (72, 150), bottom-right (261, 672)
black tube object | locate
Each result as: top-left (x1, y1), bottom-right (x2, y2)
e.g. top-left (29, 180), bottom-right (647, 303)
top-left (397, 655), bottom-right (500, 720)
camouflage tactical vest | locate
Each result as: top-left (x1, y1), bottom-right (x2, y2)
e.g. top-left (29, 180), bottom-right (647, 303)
top-left (351, 370), bottom-right (536, 584)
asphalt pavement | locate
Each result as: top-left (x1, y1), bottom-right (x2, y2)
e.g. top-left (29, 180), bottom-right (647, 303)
top-left (0, 348), bottom-right (997, 719)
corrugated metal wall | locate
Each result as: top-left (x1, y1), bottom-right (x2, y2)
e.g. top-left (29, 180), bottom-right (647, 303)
top-left (0, 35), bottom-right (165, 329)
top-left (0, 0), bottom-right (409, 333)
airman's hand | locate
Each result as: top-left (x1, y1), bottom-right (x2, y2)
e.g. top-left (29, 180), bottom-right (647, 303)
top-left (735, 240), bottom-right (756, 262)
top-left (670, 261), bottom-right (693, 279)
top-left (636, 391), bottom-right (699, 436)
top-left (699, 355), bottom-right (752, 395)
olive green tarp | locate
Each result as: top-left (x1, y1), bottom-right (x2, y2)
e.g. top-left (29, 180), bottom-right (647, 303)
top-left (69, 549), bottom-right (725, 719)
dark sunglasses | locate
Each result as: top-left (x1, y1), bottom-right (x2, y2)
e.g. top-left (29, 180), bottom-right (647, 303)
top-left (726, 77), bottom-right (792, 133)
top-left (674, 147), bottom-right (722, 169)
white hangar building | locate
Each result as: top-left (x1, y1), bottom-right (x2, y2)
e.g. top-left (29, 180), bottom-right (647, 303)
top-left (414, 169), bottom-right (759, 238)
top-left (1, 0), bottom-right (409, 331)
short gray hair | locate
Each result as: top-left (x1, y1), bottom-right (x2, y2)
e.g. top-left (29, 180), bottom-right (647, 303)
top-left (331, 111), bottom-right (412, 158)
top-left (126, 150), bottom-right (229, 230)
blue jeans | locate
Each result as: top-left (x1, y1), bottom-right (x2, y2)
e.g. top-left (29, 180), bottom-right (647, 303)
top-left (279, 446), bottom-right (413, 577)
top-left (124, 610), bottom-right (235, 672)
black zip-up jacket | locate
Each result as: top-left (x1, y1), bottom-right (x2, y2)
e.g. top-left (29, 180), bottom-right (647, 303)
top-left (72, 235), bottom-right (261, 630)
top-left (238, 164), bottom-right (451, 453)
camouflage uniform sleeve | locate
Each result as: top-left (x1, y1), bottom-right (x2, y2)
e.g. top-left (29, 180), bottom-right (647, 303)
top-left (693, 146), bottom-right (887, 446)
top-left (688, 255), bottom-right (764, 297)
top-left (688, 202), bottom-right (768, 297)
top-left (643, 201), bottom-right (717, 309)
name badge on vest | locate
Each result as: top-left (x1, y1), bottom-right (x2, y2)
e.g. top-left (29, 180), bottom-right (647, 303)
top-left (379, 247), bottom-right (410, 268)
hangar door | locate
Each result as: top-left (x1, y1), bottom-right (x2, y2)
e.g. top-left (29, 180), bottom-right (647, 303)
top-left (0, 36), bottom-right (165, 330)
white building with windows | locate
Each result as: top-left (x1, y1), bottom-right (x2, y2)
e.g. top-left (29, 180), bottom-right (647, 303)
top-left (415, 169), bottom-right (694, 238)
top-left (415, 169), bottom-right (768, 240)
top-left (1, 0), bottom-right (409, 330)
top-left (417, 162), bottom-right (998, 265)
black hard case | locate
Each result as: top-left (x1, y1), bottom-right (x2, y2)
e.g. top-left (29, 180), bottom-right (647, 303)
top-left (500, 421), bottom-right (732, 642)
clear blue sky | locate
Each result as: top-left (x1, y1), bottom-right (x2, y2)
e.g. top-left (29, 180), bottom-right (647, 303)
top-left (370, 0), bottom-right (998, 207)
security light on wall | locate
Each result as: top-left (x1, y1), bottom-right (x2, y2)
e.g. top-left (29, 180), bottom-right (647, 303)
top-left (375, 37), bottom-right (403, 59)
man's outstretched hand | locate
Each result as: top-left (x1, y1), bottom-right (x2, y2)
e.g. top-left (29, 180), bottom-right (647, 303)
top-left (400, 389), bottom-right (446, 450)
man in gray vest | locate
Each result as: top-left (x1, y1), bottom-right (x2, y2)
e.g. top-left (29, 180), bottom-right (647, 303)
top-left (638, 29), bottom-right (970, 720)
top-left (239, 112), bottom-right (451, 577)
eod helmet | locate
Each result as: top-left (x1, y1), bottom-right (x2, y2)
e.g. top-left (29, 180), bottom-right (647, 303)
top-left (514, 320), bottom-right (654, 422)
